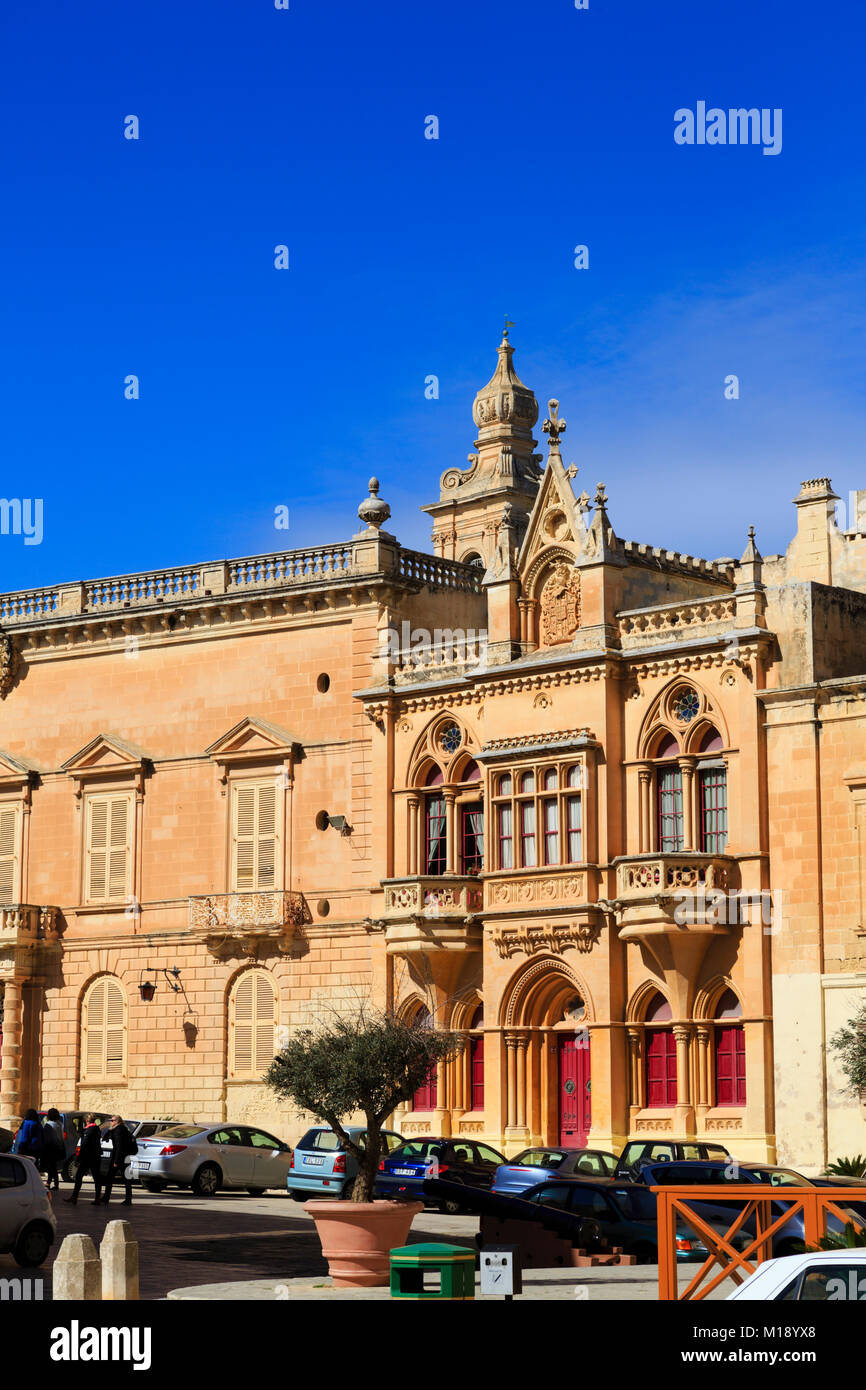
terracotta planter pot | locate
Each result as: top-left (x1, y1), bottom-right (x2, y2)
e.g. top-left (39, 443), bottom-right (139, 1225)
top-left (304, 1199), bottom-right (424, 1287)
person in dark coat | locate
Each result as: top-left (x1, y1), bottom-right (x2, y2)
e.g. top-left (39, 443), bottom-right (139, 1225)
top-left (12, 1109), bottom-right (44, 1164)
top-left (41, 1108), bottom-right (64, 1191)
top-left (101, 1115), bottom-right (137, 1206)
top-left (64, 1114), bottom-right (103, 1205)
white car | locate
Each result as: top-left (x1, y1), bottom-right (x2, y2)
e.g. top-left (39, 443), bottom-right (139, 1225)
top-left (0, 1153), bottom-right (56, 1267)
top-left (728, 1249), bottom-right (866, 1301)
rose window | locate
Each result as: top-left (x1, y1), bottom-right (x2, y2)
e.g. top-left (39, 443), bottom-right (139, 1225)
top-left (672, 689), bottom-right (700, 723)
top-left (439, 723), bottom-right (461, 755)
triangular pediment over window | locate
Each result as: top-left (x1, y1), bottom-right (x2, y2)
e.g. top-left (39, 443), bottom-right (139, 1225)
top-left (61, 733), bottom-right (151, 799)
top-left (205, 716), bottom-right (301, 762)
top-left (518, 451), bottom-right (588, 578)
top-left (0, 747), bottom-right (40, 793)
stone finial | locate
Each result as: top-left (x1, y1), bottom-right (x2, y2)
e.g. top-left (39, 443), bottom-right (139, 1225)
top-left (101, 1220), bottom-right (140, 1301)
top-left (542, 399), bottom-right (567, 450)
top-left (741, 524), bottom-right (763, 564)
top-left (53, 1232), bottom-right (102, 1301)
top-left (594, 482), bottom-right (608, 509)
top-left (357, 477), bottom-right (391, 532)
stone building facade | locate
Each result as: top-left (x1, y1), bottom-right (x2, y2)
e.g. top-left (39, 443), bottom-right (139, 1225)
top-left (1, 333), bottom-right (865, 1169)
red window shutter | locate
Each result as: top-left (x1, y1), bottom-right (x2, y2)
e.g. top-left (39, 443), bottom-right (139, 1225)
top-left (469, 1035), bottom-right (484, 1111)
top-left (646, 1028), bottom-right (677, 1107)
top-left (715, 1025), bottom-right (746, 1106)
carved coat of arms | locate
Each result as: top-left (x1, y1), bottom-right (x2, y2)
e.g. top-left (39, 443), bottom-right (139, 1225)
top-left (539, 563), bottom-right (580, 646)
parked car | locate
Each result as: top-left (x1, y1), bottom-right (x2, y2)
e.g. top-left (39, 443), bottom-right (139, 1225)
top-left (740, 1162), bottom-right (866, 1220)
top-left (493, 1147), bottom-right (618, 1196)
top-left (127, 1123), bottom-right (293, 1196)
top-left (0, 1153), bottom-right (56, 1267)
top-left (0, 1128), bottom-right (14, 1155)
top-left (37, 1111), bottom-right (112, 1182)
top-left (375, 1137), bottom-right (507, 1213)
top-left (614, 1139), bottom-right (731, 1180)
top-left (519, 1176), bottom-right (749, 1264)
top-left (636, 1159), bottom-right (866, 1257)
top-left (287, 1125), bottom-right (406, 1201)
top-left (727, 1250), bottom-right (866, 1301)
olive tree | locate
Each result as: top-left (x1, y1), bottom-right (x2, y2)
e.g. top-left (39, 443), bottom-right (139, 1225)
top-left (830, 1003), bottom-right (866, 1098)
top-left (265, 1006), bottom-right (461, 1202)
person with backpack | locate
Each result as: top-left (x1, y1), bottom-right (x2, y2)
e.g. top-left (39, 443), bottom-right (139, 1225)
top-left (101, 1115), bottom-right (137, 1206)
top-left (64, 1114), bottom-right (103, 1204)
top-left (41, 1108), bottom-right (64, 1191)
top-left (11, 1109), bottom-right (44, 1166)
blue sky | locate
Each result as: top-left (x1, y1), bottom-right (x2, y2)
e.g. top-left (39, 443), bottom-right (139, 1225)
top-left (1, 0), bottom-right (865, 591)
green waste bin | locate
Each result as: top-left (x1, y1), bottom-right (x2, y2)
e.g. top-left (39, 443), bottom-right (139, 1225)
top-left (389, 1242), bottom-right (476, 1300)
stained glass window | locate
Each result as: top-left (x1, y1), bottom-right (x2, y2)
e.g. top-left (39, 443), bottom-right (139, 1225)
top-left (672, 689), bottom-right (700, 723)
top-left (439, 723), bottom-right (461, 754)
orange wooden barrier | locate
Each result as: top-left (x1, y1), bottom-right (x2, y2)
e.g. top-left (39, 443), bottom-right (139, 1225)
top-left (652, 1184), bottom-right (866, 1300)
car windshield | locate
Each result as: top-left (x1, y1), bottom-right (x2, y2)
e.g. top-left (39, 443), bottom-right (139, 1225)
top-left (514, 1150), bottom-right (565, 1168)
top-left (390, 1141), bottom-right (446, 1159)
top-left (610, 1187), bottom-right (657, 1221)
top-left (152, 1125), bottom-right (205, 1139)
top-left (297, 1129), bottom-right (342, 1151)
top-left (749, 1167), bottom-right (806, 1187)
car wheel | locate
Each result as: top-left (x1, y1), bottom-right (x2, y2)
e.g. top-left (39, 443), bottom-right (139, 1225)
top-left (61, 1158), bottom-right (78, 1184)
top-left (247, 1188), bottom-right (265, 1197)
top-left (142, 1179), bottom-right (167, 1193)
top-left (632, 1242), bottom-right (656, 1266)
top-left (290, 1191), bottom-right (308, 1202)
top-left (339, 1181), bottom-right (356, 1201)
top-left (191, 1164), bottom-right (221, 1198)
top-left (13, 1223), bottom-right (52, 1269)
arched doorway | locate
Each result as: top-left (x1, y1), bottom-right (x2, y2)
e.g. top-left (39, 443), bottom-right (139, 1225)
top-left (501, 959), bottom-right (593, 1150)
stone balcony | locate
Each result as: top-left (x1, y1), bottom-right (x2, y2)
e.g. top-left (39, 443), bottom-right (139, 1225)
top-left (379, 875), bottom-right (483, 957)
top-left (189, 890), bottom-right (310, 959)
top-left (0, 904), bottom-right (62, 981)
top-left (612, 852), bottom-right (740, 937)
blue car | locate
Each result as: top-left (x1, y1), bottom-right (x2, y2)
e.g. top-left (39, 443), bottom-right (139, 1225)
top-left (493, 1146), bottom-right (618, 1196)
top-left (375, 1137), bottom-right (507, 1214)
top-left (287, 1126), bottom-right (406, 1201)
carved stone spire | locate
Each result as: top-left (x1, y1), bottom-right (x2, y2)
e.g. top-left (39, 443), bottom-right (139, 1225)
top-left (542, 399), bottom-right (566, 454)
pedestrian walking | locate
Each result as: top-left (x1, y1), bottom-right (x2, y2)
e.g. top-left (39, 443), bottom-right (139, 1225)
top-left (11, 1108), bottom-right (45, 1167)
top-left (41, 1108), bottom-right (64, 1191)
top-left (64, 1114), bottom-right (103, 1205)
top-left (101, 1115), bottom-right (137, 1206)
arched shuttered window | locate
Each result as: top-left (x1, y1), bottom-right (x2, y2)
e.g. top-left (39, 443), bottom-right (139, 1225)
top-left (229, 970), bottom-right (277, 1079)
top-left (81, 977), bottom-right (127, 1081)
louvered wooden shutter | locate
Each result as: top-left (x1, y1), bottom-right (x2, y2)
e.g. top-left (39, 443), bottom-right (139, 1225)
top-left (87, 795), bottom-right (131, 901)
top-left (0, 805), bottom-right (19, 903)
top-left (232, 783), bottom-right (278, 891)
top-left (230, 970), bottom-right (276, 1078)
top-left (83, 977), bottom-right (126, 1079)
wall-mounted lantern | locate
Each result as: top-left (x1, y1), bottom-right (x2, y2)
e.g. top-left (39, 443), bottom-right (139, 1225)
top-left (139, 965), bottom-right (183, 1002)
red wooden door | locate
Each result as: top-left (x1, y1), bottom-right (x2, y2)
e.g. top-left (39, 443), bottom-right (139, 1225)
top-left (715, 1025), bottom-right (746, 1106)
top-left (558, 1035), bottom-right (591, 1146)
top-left (646, 1028), bottom-right (678, 1107)
top-left (469, 1035), bottom-right (484, 1111)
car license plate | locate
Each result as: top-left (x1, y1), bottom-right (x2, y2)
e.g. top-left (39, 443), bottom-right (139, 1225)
top-left (134, 1161), bottom-right (150, 1171)
top-left (394, 1168), bottom-right (416, 1176)
top-left (304, 1156), bottom-right (324, 1166)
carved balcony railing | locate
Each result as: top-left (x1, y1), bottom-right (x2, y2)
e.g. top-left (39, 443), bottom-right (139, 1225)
top-left (396, 550), bottom-right (482, 594)
top-left (0, 904), bottom-right (61, 946)
top-left (189, 890), bottom-right (310, 958)
top-left (391, 631), bottom-right (488, 685)
top-left (618, 596), bottom-right (737, 650)
top-left (379, 875), bottom-right (483, 957)
top-left (612, 853), bottom-right (741, 936)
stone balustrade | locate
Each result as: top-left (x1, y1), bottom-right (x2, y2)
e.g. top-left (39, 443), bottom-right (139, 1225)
top-left (616, 853), bottom-right (736, 900)
top-left (618, 595), bottom-right (737, 647)
top-left (382, 875), bottom-right (484, 918)
top-left (0, 903), bottom-right (60, 942)
top-left (189, 890), bottom-right (310, 957)
top-left (392, 631), bottom-right (488, 684)
top-left (0, 543), bottom-right (481, 626)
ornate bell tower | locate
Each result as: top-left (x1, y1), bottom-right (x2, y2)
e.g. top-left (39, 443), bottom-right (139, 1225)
top-left (422, 331), bottom-right (543, 569)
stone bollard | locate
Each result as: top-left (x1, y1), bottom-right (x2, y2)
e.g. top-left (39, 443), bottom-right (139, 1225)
top-left (100, 1220), bottom-right (139, 1301)
top-left (53, 1233), bottom-right (101, 1301)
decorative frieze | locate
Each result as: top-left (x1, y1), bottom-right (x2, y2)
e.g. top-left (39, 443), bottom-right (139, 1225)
top-left (491, 918), bottom-right (601, 958)
top-left (634, 1118), bottom-right (673, 1132)
top-left (383, 877), bottom-right (483, 918)
top-left (704, 1117), bottom-right (743, 1131)
top-left (189, 891), bottom-right (310, 958)
top-left (486, 873), bottom-right (585, 910)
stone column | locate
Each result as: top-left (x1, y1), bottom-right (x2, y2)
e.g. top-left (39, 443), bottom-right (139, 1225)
top-left (626, 1025), bottom-right (644, 1112)
top-left (444, 793), bottom-right (457, 874)
top-left (0, 978), bottom-right (23, 1126)
top-left (451, 1037), bottom-right (467, 1122)
top-left (407, 797), bottom-right (419, 876)
top-left (679, 758), bottom-right (696, 850)
top-left (695, 1025), bottom-right (711, 1120)
top-left (435, 1058), bottom-right (450, 1136)
top-left (673, 1024), bottom-right (695, 1132)
top-left (505, 1034), bottom-right (518, 1127)
top-left (637, 765), bottom-right (651, 852)
top-left (515, 1034), bottom-right (528, 1130)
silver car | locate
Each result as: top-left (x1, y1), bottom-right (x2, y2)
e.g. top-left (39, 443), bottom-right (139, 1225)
top-left (0, 1153), bottom-right (56, 1266)
top-left (129, 1123), bottom-right (293, 1196)
top-left (97, 1118), bottom-right (182, 1178)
